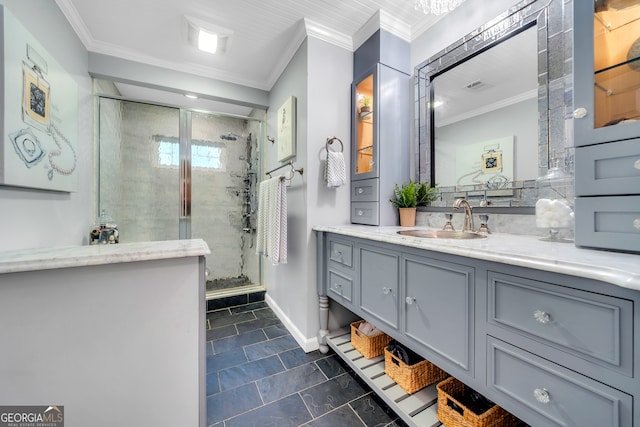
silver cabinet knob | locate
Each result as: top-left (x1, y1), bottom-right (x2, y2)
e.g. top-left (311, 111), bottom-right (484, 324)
top-left (533, 310), bottom-right (551, 324)
top-left (406, 297), bottom-right (415, 305)
top-left (382, 287), bottom-right (392, 295)
top-left (573, 107), bottom-right (588, 119)
top-left (357, 210), bottom-right (363, 216)
top-left (534, 388), bottom-right (551, 404)
top-left (357, 188), bottom-right (364, 194)
top-left (634, 159), bottom-right (640, 170)
top-left (633, 218), bottom-right (640, 230)
top-left (333, 283), bottom-right (342, 289)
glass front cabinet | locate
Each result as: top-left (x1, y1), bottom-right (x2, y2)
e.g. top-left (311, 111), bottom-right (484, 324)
top-left (573, 0), bottom-right (640, 252)
top-left (353, 72), bottom-right (377, 180)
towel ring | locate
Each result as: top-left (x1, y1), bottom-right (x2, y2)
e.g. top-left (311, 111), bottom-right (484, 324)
top-left (326, 137), bottom-right (344, 153)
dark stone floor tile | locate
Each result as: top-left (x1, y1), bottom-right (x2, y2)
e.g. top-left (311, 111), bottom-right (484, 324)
top-left (244, 335), bottom-right (299, 361)
top-left (219, 355), bottom-right (285, 391)
top-left (304, 405), bottom-right (365, 427)
top-left (248, 291), bottom-right (266, 303)
top-left (350, 393), bottom-right (398, 427)
top-left (236, 316), bottom-right (283, 334)
top-left (206, 372), bottom-right (220, 396)
top-left (301, 372), bottom-right (368, 417)
top-left (207, 347), bottom-right (247, 374)
top-left (206, 382), bottom-right (262, 425)
top-left (279, 348), bottom-right (327, 370)
top-left (257, 362), bottom-right (326, 403)
top-left (263, 323), bottom-right (290, 339)
top-left (230, 301), bottom-right (268, 314)
top-left (225, 394), bottom-right (312, 427)
top-left (207, 294), bottom-right (248, 311)
top-left (208, 310), bottom-right (256, 329)
top-left (254, 307), bottom-right (278, 320)
top-left (315, 354), bottom-right (348, 379)
top-left (213, 329), bottom-right (267, 354)
top-left (207, 324), bottom-right (237, 342)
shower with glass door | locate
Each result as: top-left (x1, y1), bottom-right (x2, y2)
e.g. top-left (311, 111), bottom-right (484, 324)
top-left (97, 97), bottom-right (263, 298)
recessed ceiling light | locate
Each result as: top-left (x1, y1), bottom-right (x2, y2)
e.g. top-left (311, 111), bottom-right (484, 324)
top-left (198, 29), bottom-right (218, 54)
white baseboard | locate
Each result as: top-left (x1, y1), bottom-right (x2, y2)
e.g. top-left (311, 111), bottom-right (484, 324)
top-left (265, 293), bottom-right (319, 353)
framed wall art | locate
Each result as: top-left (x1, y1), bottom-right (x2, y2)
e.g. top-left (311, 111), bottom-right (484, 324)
top-left (276, 96), bottom-right (296, 162)
top-left (0, 5), bottom-right (78, 192)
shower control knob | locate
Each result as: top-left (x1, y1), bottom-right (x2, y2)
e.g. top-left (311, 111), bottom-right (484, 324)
top-left (573, 107), bottom-right (587, 119)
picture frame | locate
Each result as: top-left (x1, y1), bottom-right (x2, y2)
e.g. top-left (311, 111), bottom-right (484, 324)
top-left (1, 5), bottom-right (78, 192)
top-left (277, 96), bottom-right (296, 162)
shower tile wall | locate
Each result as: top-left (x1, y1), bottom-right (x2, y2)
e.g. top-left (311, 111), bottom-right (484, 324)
top-left (99, 99), bottom-right (260, 288)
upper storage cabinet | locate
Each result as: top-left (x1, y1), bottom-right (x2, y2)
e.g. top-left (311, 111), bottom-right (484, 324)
top-left (574, 1), bottom-right (640, 146)
top-left (353, 71), bottom-right (377, 179)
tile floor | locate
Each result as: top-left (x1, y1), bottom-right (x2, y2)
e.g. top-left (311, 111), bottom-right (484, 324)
top-left (205, 292), bottom-right (407, 427)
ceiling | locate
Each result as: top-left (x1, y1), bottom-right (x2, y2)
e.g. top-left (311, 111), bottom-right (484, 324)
top-left (54, 0), bottom-right (445, 113)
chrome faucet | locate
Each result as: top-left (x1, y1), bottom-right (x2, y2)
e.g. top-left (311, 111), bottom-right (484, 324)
top-left (453, 198), bottom-right (475, 233)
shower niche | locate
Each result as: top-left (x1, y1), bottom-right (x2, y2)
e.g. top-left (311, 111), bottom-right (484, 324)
top-left (97, 97), bottom-right (264, 297)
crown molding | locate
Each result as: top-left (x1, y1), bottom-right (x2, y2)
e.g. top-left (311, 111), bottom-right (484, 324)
top-left (54, 0), bottom-right (95, 49)
top-left (304, 18), bottom-right (353, 51)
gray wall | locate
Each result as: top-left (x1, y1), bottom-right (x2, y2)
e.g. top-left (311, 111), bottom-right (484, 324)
top-left (264, 36), bottom-right (352, 350)
top-left (0, 0), bottom-right (91, 251)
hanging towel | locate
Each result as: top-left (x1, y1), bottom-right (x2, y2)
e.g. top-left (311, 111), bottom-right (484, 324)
top-left (325, 150), bottom-right (346, 188)
top-left (256, 176), bottom-right (287, 264)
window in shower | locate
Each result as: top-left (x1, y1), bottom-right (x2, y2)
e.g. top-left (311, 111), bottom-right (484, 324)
top-left (156, 138), bottom-right (224, 170)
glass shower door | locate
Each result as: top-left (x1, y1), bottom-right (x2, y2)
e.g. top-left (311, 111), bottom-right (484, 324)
top-left (98, 98), bottom-right (181, 242)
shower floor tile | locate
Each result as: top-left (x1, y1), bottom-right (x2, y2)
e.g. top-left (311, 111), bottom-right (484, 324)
top-left (205, 299), bottom-right (407, 427)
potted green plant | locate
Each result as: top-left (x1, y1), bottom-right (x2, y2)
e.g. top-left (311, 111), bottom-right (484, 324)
top-left (360, 97), bottom-right (371, 113)
top-left (416, 181), bottom-right (438, 206)
top-left (390, 181), bottom-right (418, 226)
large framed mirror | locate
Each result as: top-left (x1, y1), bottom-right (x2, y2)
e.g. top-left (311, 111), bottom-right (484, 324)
top-left (415, 0), bottom-right (574, 209)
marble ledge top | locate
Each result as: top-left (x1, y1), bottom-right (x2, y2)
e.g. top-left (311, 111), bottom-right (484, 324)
top-left (0, 239), bottom-right (211, 274)
top-left (313, 225), bottom-right (640, 292)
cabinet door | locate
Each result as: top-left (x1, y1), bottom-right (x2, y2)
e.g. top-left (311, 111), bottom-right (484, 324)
top-left (402, 254), bottom-right (474, 372)
top-left (359, 244), bottom-right (399, 330)
top-left (352, 66), bottom-right (378, 181)
top-left (574, 1), bottom-right (640, 146)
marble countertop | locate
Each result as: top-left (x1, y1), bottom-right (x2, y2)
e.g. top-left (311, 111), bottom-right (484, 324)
top-left (0, 239), bottom-right (211, 274)
top-left (313, 225), bottom-right (640, 291)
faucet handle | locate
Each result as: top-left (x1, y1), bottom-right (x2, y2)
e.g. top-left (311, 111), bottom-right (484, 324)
top-left (477, 214), bottom-right (490, 235)
top-left (442, 213), bottom-right (455, 231)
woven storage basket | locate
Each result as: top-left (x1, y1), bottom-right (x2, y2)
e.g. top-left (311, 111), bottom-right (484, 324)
top-left (350, 320), bottom-right (391, 359)
top-left (384, 347), bottom-right (448, 394)
top-left (437, 377), bottom-right (519, 427)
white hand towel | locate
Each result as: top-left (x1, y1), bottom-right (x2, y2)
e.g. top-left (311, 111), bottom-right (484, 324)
top-left (325, 151), bottom-right (346, 188)
top-left (256, 176), bottom-right (287, 265)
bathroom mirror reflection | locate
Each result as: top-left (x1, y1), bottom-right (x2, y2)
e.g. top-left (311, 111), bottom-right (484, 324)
top-left (415, 0), bottom-right (574, 208)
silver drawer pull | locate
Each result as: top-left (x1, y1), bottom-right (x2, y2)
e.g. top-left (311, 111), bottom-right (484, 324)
top-left (357, 210), bottom-right (364, 216)
top-left (333, 283), bottom-right (342, 289)
top-left (573, 107), bottom-right (587, 119)
top-left (534, 388), bottom-right (551, 404)
top-left (334, 250), bottom-right (343, 261)
top-left (406, 297), bottom-right (416, 305)
top-left (634, 159), bottom-right (640, 170)
top-left (533, 310), bottom-right (551, 324)
top-left (634, 218), bottom-right (640, 230)
top-left (383, 287), bottom-right (392, 295)
top-left (357, 188), bottom-right (364, 194)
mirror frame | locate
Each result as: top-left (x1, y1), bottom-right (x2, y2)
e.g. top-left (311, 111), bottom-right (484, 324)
top-left (415, 0), bottom-right (574, 209)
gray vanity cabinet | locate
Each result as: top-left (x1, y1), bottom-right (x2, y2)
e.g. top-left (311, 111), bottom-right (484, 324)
top-left (358, 244), bottom-right (399, 330)
top-left (402, 253), bottom-right (474, 375)
top-left (316, 231), bottom-right (640, 427)
top-left (573, 1), bottom-right (640, 253)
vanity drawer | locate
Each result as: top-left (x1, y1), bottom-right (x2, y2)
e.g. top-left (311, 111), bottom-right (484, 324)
top-left (487, 337), bottom-right (632, 427)
top-left (351, 178), bottom-right (379, 202)
top-left (327, 269), bottom-right (354, 307)
top-left (351, 202), bottom-right (379, 225)
top-left (575, 196), bottom-right (640, 253)
top-left (575, 139), bottom-right (640, 196)
top-left (328, 237), bottom-right (353, 268)
top-left (487, 271), bottom-right (632, 377)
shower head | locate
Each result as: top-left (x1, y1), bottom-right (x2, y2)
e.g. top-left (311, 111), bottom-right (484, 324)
top-left (220, 132), bottom-right (242, 141)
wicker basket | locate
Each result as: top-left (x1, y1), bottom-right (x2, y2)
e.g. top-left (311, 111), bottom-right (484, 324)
top-left (437, 377), bottom-right (519, 427)
top-left (384, 347), bottom-right (448, 394)
top-left (350, 320), bottom-right (391, 359)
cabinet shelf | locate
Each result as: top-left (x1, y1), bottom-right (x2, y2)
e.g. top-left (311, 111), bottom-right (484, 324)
top-left (359, 111), bottom-right (373, 120)
top-left (326, 328), bottom-right (441, 427)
